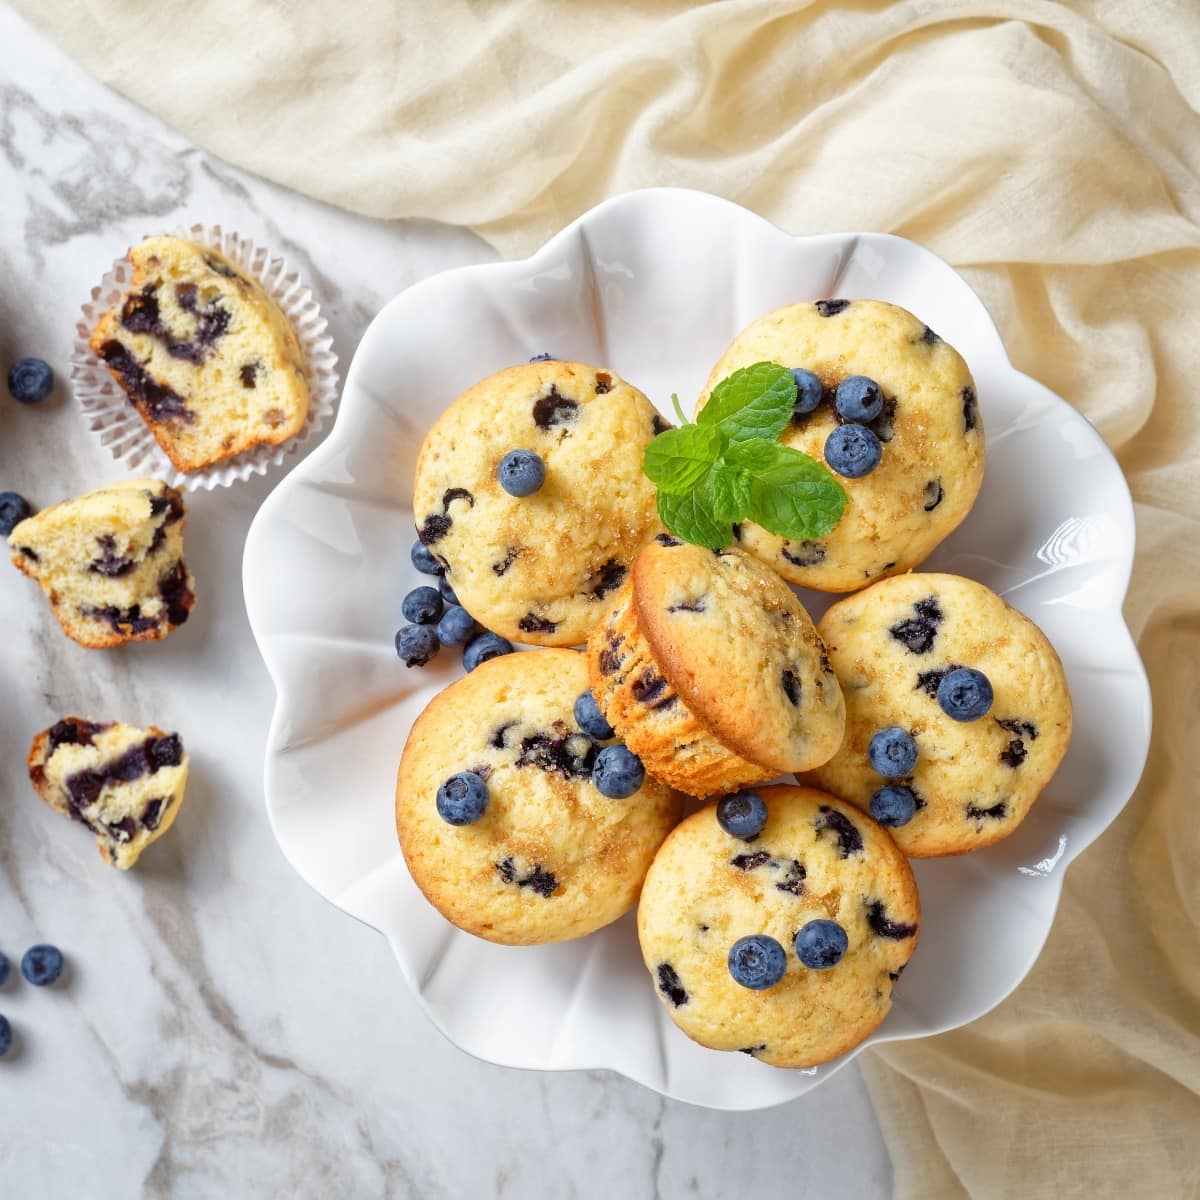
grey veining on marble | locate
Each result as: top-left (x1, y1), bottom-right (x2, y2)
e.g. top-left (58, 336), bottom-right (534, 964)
top-left (0, 6), bottom-right (892, 1197)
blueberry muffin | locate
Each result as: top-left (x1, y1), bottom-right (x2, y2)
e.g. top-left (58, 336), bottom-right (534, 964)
top-left (697, 299), bottom-right (984, 591)
top-left (395, 648), bottom-right (681, 945)
top-left (411, 361), bottom-right (664, 646)
top-left (638, 784), bottom-right (919, 1068)
top-left (805, 573), bottom-right (1071, 857)
top-left (28, 717), bottom-right (189, 869)
top-left (89, 236), bottom-right (309, 472)
top-left (7, 479), bottom-right (195, 648)
top-left (586, 537), bottom-right (844, 797)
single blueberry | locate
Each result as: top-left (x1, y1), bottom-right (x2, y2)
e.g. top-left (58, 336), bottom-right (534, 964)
top-left (0, 1014), bottom-right (10, 1058)
top-left (529, 352), bottom-right (556, 362)
top-left (410, 540), bottom-right (444, 577)
top-left (574, 691), bottom-right (614, 740)
top-left (21, 944), bottom-right (64, 987)
top-left (7, 357), bottom-right (55, 404)
top-left (937, 667), bottom-right (994, 722)
top-left (790, 367), bottom-right (823, 414)
top-left (824, 423), bottom-right (882, 478)
top-left (436, 771), bottom-right (489, 825)
top-left (834, 375), bottom-right (884, 423)
top-left (436, 604), bottom-right (479, 646)
top-left (498, 449), bottom-right (546, 498)
top-left (402, 586), bottom-right (443, 625)
top-left (794, 920), bottom-right (849, 970)
top-left (395, 623), bottom-right (439, 667)
top-left (870, 785), bottom-right (918, 828)
top-left (0, 950), bottom-right (8, 987)
top-left (0, 492), bottom-right (32, 537)
top-left (868, 727), bottom-right (918, 777)
top-left (462, 632), bottom-right (515, 672)
top-left (727, 935), bottom-right (787, 990)
top-left (716, 791), bottom-right (768, 840)
top-left (592, 745), bottom-right (645, 798)
top-left (438, 576), bottom-right (459, 605)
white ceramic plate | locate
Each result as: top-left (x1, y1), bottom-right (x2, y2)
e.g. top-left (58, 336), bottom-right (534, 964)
top-left (243, 188), bottom-right (1150, 1111)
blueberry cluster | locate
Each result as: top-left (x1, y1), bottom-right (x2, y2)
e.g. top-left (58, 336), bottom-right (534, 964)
top-left (0, 360), bottom-right (47, 535)
top-left (867, 727), bottom-right (920, 828)
top-left (432, 690), bottom-right (645, 827)
top-left (727, 919), bottom-right (849, 990)
top-left (789, 366), bottom-right (886, 479)
top-left (397, 538), bottom-right (515, 673)
top-left (714, 792), bottom-right (850, 989)
top-left (0, 944), bottom-right (66, 1059)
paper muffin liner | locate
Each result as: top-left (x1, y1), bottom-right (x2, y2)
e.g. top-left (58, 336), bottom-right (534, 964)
top-left (70, 223), bottom-right (339, 491)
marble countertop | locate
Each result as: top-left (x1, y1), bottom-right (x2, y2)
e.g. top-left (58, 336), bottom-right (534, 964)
top-left (0, 7), bottom-right (890, 1195)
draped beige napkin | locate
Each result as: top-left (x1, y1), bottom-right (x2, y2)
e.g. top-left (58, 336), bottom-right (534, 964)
top-left (18, 0), bottom-right (1199, 1192)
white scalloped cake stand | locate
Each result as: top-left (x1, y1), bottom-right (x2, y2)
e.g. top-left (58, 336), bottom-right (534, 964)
top-left (243, 189), bottom-right (1150, 1111)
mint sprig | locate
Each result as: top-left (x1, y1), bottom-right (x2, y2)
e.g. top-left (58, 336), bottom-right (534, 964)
top-left (641, 362), bottom-right (848, 549)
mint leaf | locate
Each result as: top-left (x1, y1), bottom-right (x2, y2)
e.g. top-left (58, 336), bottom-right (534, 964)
top-left (697, 362), bottom-right (796, 445)
top-left (707, 462), bottom-right (752, 524)
top-left (642, 424), bottom-right (723, 494)
top-left (726, 438), bottom-right (848, 540)
top-left (657, 471), bottom-right (732, 548)
top-left (670, 393), bottom-right (689, 426)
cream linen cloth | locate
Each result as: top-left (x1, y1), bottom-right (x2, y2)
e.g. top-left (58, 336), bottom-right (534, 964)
top-left (17, 0), bottom-right (1200, 1193)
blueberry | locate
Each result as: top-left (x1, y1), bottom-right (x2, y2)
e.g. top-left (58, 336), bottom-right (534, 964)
top-left (574, 691), bottom-right (614, 740)
top-left (824, 423), bottom-right (882, 478)
top-left (716, 790), bottom-right (768, 840)
top-left (0, 950), bottom-right (7, 987)
top-left (438, 576), bottom-right (459, 605)
top-left (436, 604), bottom-right (479, 646)
top-left (498, 450), bottom-right (546, 498)
top-left (7, 357), bottom-right (54, 404)
top-left (592, 745), bottom-right (645, 798)
top-left (834, 375), bottom-right (883, 423)
top-left (410, 540), bottom-right (444, 577)
top-left (790, 367), bottom-right (823, 415)
top-left (462, 632), bottom-right (514, 672)
top-left (21, 944), bottom-right (64, 987)
top-left (727, 935), bottom-right (787, 990)
top-left (401, 585), bottom-right (443, 626)
top-left (870, 785), bottom-right (918, 827)
top-left (436, 771), bottom-right (489, 826)
top-left (529, 352), bottom-right (556, 362)
top-left (0, 1015), bottom-right (10, 1058)
top-left (868, 727), bottom-right (918, 777)
top-left (936, 667), bottom-right (994, 722)
top-left (0, 492), bottom-right (32, 536)
top-left (395, 623), bottom-right (439, 667)
top-left (794, 920), bottom-right (848, 970)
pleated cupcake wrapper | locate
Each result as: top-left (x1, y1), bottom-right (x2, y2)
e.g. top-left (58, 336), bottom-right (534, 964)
top-left (70, 223), bottom-right (339, 491)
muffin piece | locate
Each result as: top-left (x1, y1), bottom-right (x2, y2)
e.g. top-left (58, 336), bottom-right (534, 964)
top-left (411, 360), bottom-right (664, 646)
top-left (7, 478), bottom-right (195, 648)
top-left (396, 648), bottom-right (680, 945)
top-left (805, 573), bottom-right (1072, 857)
top-left (28, 717), bottom-right (189, 869)
top-left (89, 236), bottom-right (309, 472)
top-left (697, 299), bottom-right (984, 591)
top-left (587, 538), bottom-right (844, 797)
top-left (638, 785), bottom-right (919, 1068)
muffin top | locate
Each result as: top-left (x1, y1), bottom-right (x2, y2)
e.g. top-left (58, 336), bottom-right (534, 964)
top-left (395, 648), bottom-right (680, 945)
top-left (638, 784), bottom-right (919, 1068)
top-left (628, 537), bottom-right (844, 774)
top-left (411, 360), bottom-right (664, 646)
top-left (697, 299), bottom-right (984, 591)
top-left (806, 573), bottom-right (1072, 857)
